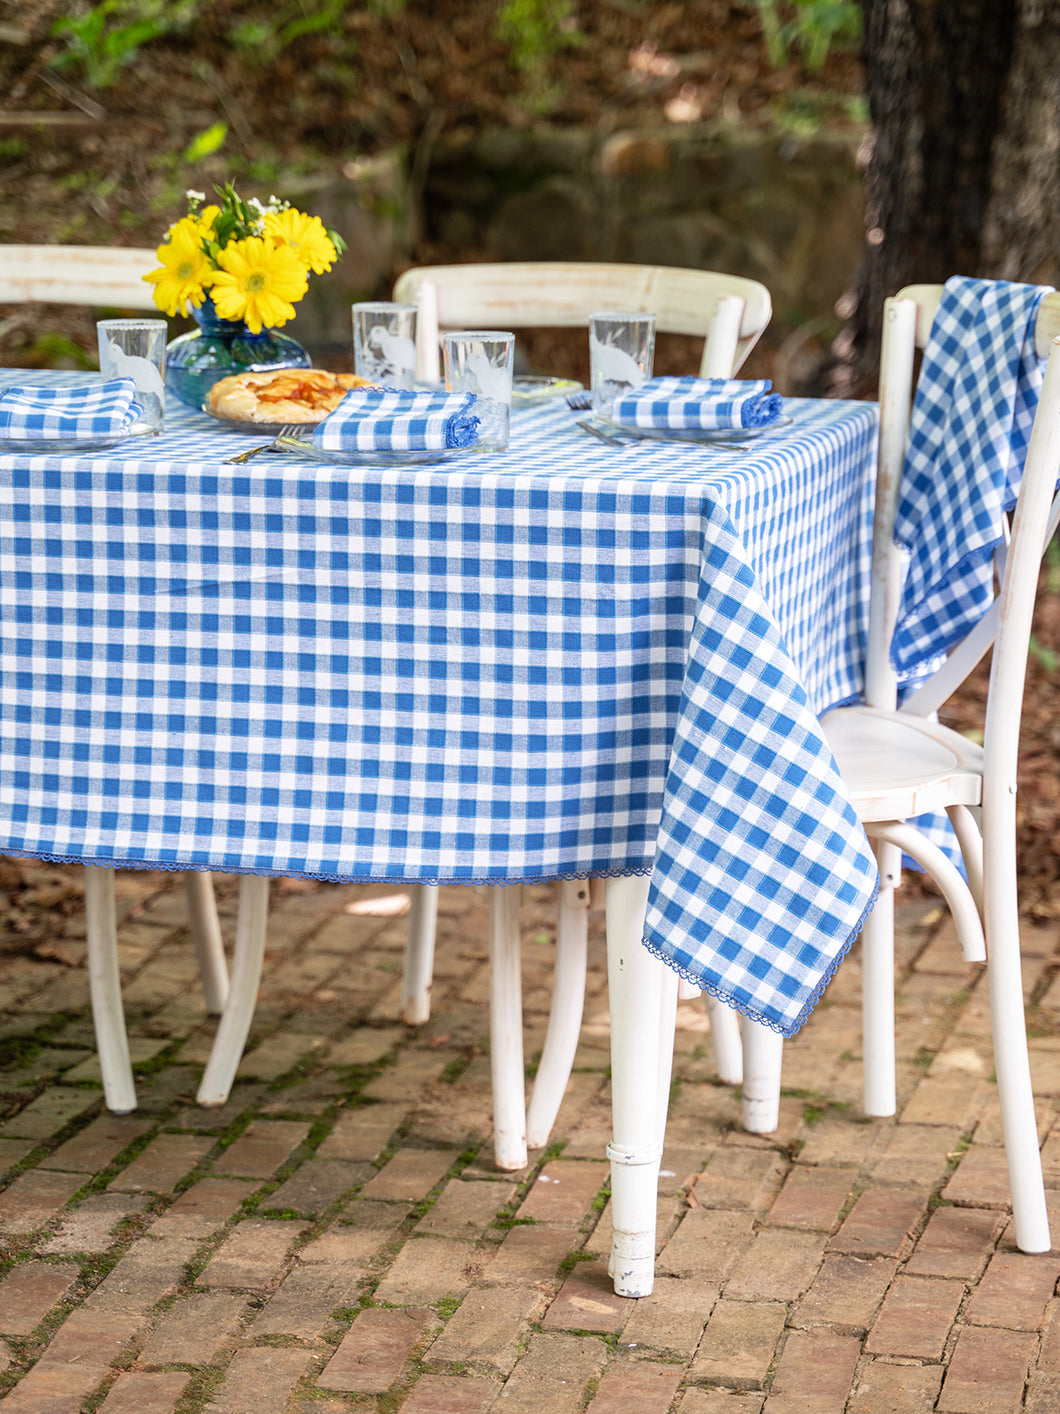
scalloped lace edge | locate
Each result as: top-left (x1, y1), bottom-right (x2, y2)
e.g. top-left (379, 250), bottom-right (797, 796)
top-left (643, 873), bottom-right (881, 1039)
top-left (0, 845), bottom-right (654, 890)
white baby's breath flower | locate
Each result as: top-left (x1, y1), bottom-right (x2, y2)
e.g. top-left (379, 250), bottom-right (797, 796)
top-left (185, 189), bottom-right (205, 202)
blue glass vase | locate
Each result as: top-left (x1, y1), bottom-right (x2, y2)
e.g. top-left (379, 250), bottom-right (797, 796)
top-left (165, 296), bottom-right (312, 408)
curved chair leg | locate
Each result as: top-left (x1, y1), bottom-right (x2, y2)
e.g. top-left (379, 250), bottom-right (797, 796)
top-left (707, 995), bottom-right (744, 1085)
top-left (525, 878), bottom-right (590, 1151)
top-left (740, 1016), bottom-right (783, 1133)
top-left (489, 884), bottom-right (527, 1171)
top-left (183, 872), bottom-right (230, 1016)
top-left (870, 823), bottom-right (986, 962)
top-left (947, 804), bottom-right (985, 914)
top-left (85, 866), bottom-right (137, 1114)
top-left (981, 818), bottom-right (1051, 1253)
top-left (400, 883), bottom-right (439, 1025)
top-left (196, 874), bottom-right (271, 1107)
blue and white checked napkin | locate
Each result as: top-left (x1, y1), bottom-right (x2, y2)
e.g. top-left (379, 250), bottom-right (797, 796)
top-left (0, 377), bottom-right (143, 440)
top-left (892, 276), bottom-right (1053, 678)
top-left (610, 376), bottom-right (783, 431)
top-left (314, 387), bottom-right (481, 453)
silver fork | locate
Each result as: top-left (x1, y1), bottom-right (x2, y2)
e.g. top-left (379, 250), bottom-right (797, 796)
top-left (224, 425), bottom-right (301, 464)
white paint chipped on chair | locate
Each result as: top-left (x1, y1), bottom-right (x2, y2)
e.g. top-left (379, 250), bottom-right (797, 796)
top-left (741, 286), bottom-right (1060, 1256)
top-left (388, 261), bottom-right (770, 1170)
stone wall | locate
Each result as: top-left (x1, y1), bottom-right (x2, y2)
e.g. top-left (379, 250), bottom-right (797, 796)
top-left (289, 124), bottom-right (868, 377)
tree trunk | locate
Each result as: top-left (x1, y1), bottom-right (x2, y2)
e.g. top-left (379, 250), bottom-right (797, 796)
top-left (843, 0), bottom-right (1060, 389)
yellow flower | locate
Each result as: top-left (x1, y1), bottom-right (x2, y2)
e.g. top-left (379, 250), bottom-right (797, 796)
top-left (208, 236), bottom-right (309, 333)
top-left (264, 207), bottom-right (338, 275)
top-left (144, 220), bottom-right (212, 317)
top-left (189, 203), bottom-right (221, 244)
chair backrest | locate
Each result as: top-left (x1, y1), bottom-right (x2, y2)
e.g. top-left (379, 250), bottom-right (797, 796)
top-left (867, 285), bottom-right (1060, 756)
top-left (0, 245), bottom-right (158, 309)
top-left (391, 261), bottom-right (772, 384)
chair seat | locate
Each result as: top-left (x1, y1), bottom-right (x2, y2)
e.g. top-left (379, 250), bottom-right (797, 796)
top-left (821, 704), bottom-right (984, 821)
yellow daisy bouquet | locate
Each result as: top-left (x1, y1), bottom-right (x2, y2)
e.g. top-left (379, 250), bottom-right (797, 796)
top-left (145, 184), bottom-right (346, 334)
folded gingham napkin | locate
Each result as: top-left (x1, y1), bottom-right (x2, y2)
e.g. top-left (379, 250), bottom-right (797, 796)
top-left (0, 378), bottom-right (144, 440)
top-left (610, 375), bottom-right (783, 431)
top-left (892, 276), bottom-right (1054, 677)
top-left (314, 388), bottom-right (481, 453)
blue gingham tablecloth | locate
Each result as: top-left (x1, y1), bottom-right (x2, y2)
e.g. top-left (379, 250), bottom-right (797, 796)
top-left (0, 376), bottom-right (879, 1035)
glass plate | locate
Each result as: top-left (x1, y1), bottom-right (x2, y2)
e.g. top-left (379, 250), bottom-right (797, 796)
top-left (0, 427), bottom-right (157, 455)
top-left (595, 413), bottom-right (793, 444)
top-left (203, 406), bottom-right (323, 435)
top-left (275, 435), bottom-right (472, 467)
top-left (512, 376), bottom-right (584, 406)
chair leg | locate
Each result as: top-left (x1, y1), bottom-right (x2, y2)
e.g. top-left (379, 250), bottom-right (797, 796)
top-left (183, 872), bottom-right (229, 1016)
top-left (525, 878), bottom-right (590, 1151)
top-left (489, 883), bottom-right (527, 1171)
top-left (861, 838), bottom-right (899, 1117)
top-left (400, 884), bottom-right (438, 1026)
top-left (84, 866), bottom-right (137, 1114)
top-left (740, 1016), bottom-right (783, 1133)
top-left (707, 995), bottom-right (744, 1085)
top-left (982, 843), bottom-right (1051, 1252)
top-left (605, 874), bottom-right (678, 1298)
top-left (196, 875), bottom-right (270, 1107)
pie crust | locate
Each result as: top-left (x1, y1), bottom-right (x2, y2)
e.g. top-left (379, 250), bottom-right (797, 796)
top-left (206, 369), bottom-right (376, 424)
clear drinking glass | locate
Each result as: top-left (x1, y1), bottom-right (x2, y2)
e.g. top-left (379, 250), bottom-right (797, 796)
top-left (442, 330), bottom-right (515, 452)
top-left (96, 318), bottom-right (168, 434)
top-left (352, 301), bottom-right (418, 389)
top-left (589, 311), bottom-right (656, 420)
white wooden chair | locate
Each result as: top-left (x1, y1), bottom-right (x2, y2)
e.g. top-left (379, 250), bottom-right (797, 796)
top-left (742, 283), bottom-right (1060, 1255)
top-left (386, 261), bottom-right (771, 1166)
top-left (0, 245), bottom-right (159, 309)
top-left (392, 260), bottom-right (772, 386)
top-left (0, 244), bottom-right (231, 1112)
top-left (0, 246), bottom-right (451, 1117)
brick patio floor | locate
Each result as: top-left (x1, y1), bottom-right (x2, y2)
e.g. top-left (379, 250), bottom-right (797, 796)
top-left (2, 869), bottom-right (1060, 1413)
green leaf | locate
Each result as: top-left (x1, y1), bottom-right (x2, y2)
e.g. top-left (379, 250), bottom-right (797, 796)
top-left (184, 122), bottom-right (228, 164)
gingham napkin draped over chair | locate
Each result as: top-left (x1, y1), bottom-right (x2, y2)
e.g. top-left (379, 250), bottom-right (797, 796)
top-left (891, 278), bottom-right (1054, 870)
top-left (0, 377), bottom-right (144, 439)
top-left (892, 276), bottom-right (1050, 679)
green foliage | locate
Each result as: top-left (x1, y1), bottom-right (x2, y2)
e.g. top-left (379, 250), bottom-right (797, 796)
top-left (184, 122), bottom-right (227, 165)
top-left (227, 0), bottom-right (356, 65)
top-left (495, 0), bottom-right (582, 110)
top-left (1029, 635), bottom-right (1058, 673)
top-left (755, 0), bottom-right (861, 74)
top-left (50, 0), bottom-right (200, 90)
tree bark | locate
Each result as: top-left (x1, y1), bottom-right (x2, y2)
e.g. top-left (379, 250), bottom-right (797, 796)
top-left (843, 0), bottom-right (1060, 389)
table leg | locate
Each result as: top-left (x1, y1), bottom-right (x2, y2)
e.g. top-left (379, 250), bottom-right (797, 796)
top-left (605, 874), bottom-right (678, 1297)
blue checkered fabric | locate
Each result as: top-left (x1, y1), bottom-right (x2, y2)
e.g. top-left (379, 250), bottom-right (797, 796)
top-left (314, 388), bottom-right (481, 452)
top-left (892, 276), bottom-right (1053, 678)
top-left (611, 376), bottom-right (783, 431)
top-left (0, 377), bottom-right (143, 439)
top-left (0, 373), bottom-right (880, 1035)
